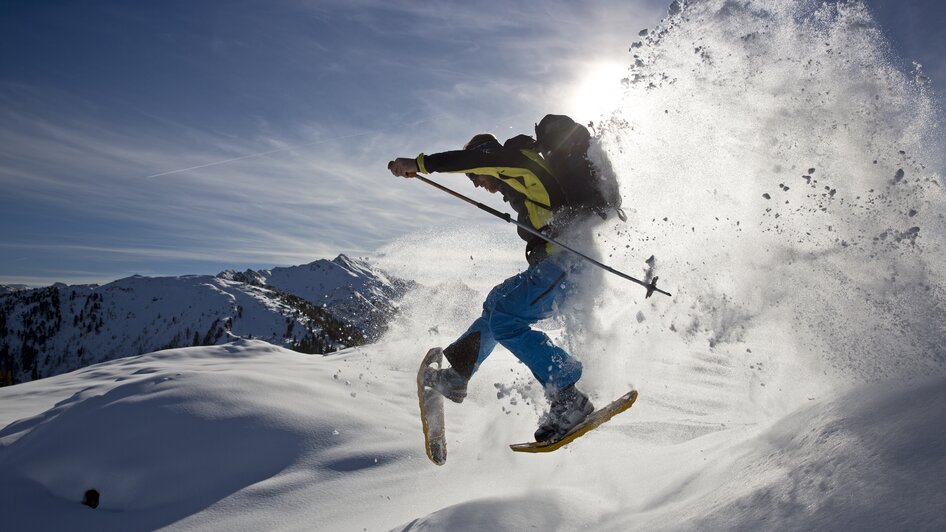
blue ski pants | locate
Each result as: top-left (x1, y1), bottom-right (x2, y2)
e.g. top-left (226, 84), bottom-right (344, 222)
top-left (442, 256), bottom-right (583, 391)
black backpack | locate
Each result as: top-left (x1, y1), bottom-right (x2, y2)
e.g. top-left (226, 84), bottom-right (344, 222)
top-left (534, 114), bottom-right (626, 222)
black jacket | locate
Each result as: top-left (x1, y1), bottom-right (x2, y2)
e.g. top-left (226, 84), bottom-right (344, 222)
top-left (416, 137), bottom-right (572, 265)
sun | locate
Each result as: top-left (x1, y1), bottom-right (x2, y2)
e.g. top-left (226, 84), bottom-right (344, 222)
top-left (567, 62), bottom-right (628, 123)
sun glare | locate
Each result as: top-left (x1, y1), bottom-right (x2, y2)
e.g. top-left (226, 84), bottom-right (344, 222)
top-left (569, 62), bottom-right (628, 123)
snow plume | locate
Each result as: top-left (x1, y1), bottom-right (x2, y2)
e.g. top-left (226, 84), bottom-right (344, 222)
top-left (585, 0), bottom-right (946, 415)
top-left (371, 1), bottom-right (945, 430)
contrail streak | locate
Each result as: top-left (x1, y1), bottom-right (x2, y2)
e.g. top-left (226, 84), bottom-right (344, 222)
top-left (144, 145), bottom-right (300, 178)
top-left (144, 121), bottom-right (428, 179)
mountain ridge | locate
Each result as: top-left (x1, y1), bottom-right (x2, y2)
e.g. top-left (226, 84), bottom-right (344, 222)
top-left (0, 254), bottom-right (412, 385)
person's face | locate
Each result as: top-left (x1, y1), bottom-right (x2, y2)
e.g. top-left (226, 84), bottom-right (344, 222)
top-left (471, 174), bottom-right (499, 193)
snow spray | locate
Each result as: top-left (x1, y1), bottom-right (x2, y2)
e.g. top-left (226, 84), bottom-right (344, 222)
top-left (581, 0), bottom-right (945, 418)
top-left (379, 0), bottom-right (945, 425)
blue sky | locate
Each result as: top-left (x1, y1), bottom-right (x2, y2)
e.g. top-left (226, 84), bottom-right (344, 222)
top-left (1, 0), bottom-right (943, 286)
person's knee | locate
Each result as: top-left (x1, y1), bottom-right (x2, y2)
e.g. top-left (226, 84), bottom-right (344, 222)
top-left (482, 285), bottom-right (506, 314)
top-left (488, 310), bottom-right (528, 341)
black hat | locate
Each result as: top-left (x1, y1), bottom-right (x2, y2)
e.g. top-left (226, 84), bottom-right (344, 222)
top-left (463, 133), bottom-right (500, 152)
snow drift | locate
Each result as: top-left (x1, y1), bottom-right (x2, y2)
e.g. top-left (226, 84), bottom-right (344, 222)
top-left (1, 341), bottom-right (943, 531)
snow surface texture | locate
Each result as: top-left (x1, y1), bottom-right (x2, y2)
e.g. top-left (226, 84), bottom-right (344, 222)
top-left (1, 0), bottom-right (945, 530)
top-left (1, 342), bottom-right (944, 530)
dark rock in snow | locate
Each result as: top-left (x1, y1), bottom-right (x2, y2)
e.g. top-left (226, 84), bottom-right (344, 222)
top-left (82, 489), bottom-right (100, 509)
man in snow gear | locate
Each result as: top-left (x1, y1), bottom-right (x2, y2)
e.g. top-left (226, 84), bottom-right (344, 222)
top-left (389, 130), bottom-right (601, 442)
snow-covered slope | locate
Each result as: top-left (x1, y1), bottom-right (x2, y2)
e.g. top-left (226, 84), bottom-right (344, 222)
top-left (0, 255), bottom-right (410, 384)
top-left (620, 376), bottom-right (946, 531)
top-left (0, 340), bottom-right (942, 531)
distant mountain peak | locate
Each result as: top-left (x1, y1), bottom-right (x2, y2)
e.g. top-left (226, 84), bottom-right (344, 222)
top-left (332, 253), bottom-right (357, 267)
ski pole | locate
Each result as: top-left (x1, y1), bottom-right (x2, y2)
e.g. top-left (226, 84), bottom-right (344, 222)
top-left (392, 165), bottom-right (671, 298)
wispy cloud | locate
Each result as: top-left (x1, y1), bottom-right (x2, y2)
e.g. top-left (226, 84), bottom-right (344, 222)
top-left (0, 1), bottom-right (667, 285)
top-left (0, 87), bottom-right (486, 282)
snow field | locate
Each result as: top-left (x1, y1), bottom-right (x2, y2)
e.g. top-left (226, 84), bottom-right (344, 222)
top-left (2, 338), bottom-right (944, 531)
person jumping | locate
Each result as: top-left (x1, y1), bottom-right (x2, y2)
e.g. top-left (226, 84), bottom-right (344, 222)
top-left (388, 131), bottom-right (600, 442)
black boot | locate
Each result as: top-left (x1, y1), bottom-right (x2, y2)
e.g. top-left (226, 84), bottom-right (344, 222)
top-left (423, 365), bottom-right (469, 403)
top-left (534, 384), bottom-right (594, 442)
